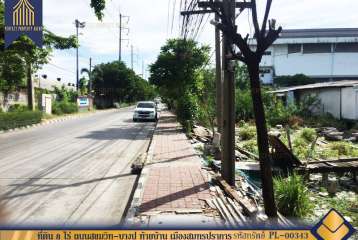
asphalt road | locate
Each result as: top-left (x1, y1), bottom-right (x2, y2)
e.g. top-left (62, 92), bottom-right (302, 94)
top-left (0, 107), bottom-right (155, 226)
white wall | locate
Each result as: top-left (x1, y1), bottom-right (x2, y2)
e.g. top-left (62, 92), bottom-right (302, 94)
top-left (301, 89), bottom-right (341, 119)
top-left (341, 87), bottom-right (358, 120)
top-left (259, 43), bottom-right (358, 83)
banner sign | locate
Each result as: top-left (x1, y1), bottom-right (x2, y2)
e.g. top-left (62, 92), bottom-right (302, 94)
top-left (0, 209), bottom-right (355, 240)
top-left (4, 0), bottom-right (43, 48)
top-left (78, 97), bottom-right (90, 107)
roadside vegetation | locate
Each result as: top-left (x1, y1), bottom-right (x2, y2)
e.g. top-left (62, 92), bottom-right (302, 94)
top-left (149, 39), bottom-right (215, 133)
top-left (92, 61), bottom-right (156, 109)
top-left (51, 86), bottom-right (78, 115)
top-left (0, 108), bottom-right (42, 130)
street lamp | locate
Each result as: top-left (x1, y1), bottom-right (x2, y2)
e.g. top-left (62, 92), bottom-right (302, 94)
top-left (75, 19), bottom-right (86, 93)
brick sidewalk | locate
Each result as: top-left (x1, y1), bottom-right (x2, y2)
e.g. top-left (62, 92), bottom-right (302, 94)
top-left (138, 111), bottom-right (211, 214)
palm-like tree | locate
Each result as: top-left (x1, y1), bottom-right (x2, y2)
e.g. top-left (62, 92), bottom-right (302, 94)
top-left (81, 68), bottom-right (91, 95)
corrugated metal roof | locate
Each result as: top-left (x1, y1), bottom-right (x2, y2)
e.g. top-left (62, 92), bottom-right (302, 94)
top-left (280, 28), bottom-right (358, 39)
top-left (272, 80), bottom-right (358, 93)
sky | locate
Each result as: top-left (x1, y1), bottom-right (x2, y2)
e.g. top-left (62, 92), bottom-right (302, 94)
top-left (38, 0), bottom-right (358, 87)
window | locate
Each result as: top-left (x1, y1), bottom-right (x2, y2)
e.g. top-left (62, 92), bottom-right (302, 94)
top-left (303, 43), bottom-right (331, 54)
top-left (137, 103), bottom-right (155, 108)
top-left (263, 51), bottom-right (272, 55)
top-left (288, 44), bottom-right (301, 54)
top-left (335, 43), bottom-right (358, 52)
top-left (259, 69), bottom-right (271, 74)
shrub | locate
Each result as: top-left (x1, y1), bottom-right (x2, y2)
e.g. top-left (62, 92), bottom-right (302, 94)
top-left (176, 92), bottom-right (198, 133)
top-left (266, 100), bottom-right (297, 126)
top-left (293, 137), bottom-right (310, 159)
top-left (274, 74), bottom-right (315, 87)
top-left (239, 124), bottom-right (257, 140)
top-left (274, 174), bottom-right (313, 217)
top-left (329, 142), bottom-right (355, 156)
top-left (288, 116), bottom-right (304, 129)
top-left (300, 128), bottom-right (316, 142)
top-left (52, 102), bottom-right (78, 115)
top-left (8, 104), bottom-right (28, 112)
top-left (0, 111), bottom-right (43, 130)
top-left (305, 113), bottom-right (347, 130)
top-left (241, 139), bottom-right (258, 155)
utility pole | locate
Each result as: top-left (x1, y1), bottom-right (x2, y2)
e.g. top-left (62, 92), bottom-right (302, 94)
top-left (221, 0), bottom-right (236, 186)
top-left (119, 13), bottom-right (130, 63)
top-left (181, 0), bottom-right (251, 186)
top-left (215, 2), bottom-right (222, 134)
top-left (119, 13), bottom-right (122, 62)
top-left (75, 19), bottom-right (86, 93)
top-left (142, 59), bottom-right (145, 79)
top-left (131, 45), bottom-right (134, 70)
top-left (89, 57), bottom-right (92, 95)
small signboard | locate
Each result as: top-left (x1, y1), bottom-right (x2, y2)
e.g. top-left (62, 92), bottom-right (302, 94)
top-left (77, 96), bottom-right (93, 112)
top-left (78, 97), bottom-right (89, 107)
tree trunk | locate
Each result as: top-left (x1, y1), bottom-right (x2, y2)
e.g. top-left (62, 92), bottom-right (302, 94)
top-left (247, 62), bottom-right (277, 218)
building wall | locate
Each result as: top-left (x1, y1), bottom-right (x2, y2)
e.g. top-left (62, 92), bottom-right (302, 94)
top-left (296, 87), bottom-right (358, 120)
top-left (0, 90), bottom-right (28, 110)
top-left (341, 87), bottom-right (358, 120)
top-left (259, 42), bottom-right (358, 84)
top-left (300, 88), bottom-right (341, 119)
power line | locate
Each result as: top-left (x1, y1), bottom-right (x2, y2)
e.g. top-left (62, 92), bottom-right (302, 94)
top-left (47, 63), bottom-right (76, 74)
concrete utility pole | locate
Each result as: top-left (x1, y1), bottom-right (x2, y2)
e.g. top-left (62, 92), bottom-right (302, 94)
top-left (118, 13), bottom-right (130, 63)
top-left (89, 57), bottom-right (92, 95)
top-left (221, 0), bottom-right (236, 186)
top-left (119, 13), bottom-right (122, 62)
top-left (142, 59), bottom-right (145, 79)
top-left (75, 19), bottom-right (86, 93)
top-left (182, 0), bottom-right (251, 186)
top-left (131, 45), bottom-right (134, 70)
top-left (215, 2), bottom-right (222, 134)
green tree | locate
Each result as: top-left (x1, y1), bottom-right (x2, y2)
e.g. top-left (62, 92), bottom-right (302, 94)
top-left (0, 0), bottom-right (77, 110)
top-left (149, 39), bottom-right (209, 130)
top-left (92, 61), bottom-right (155, 108)
top-left (197, 68), bottom-right (216, 133)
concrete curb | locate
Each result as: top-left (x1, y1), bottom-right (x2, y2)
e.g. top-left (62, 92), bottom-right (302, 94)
top-left (0, 107), bottom-right (131, 135)
top-left (124, 114), bottom-right (159, 225)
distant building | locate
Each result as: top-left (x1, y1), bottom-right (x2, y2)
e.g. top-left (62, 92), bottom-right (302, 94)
top-left (272, 80), bottom-right (358, 120)
top-left (250, 28), bottom-right (358, 84)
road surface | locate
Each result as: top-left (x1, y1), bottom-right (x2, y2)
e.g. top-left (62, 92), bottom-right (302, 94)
top-left (0, 107), bottom-right (155, 226)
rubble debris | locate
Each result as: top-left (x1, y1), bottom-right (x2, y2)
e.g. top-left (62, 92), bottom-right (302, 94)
top-left (192, 125), bottom-right (213, 143)
top-left (131, 153), bottom-right (147, 174)
top-left (214, 176), bottom-right (258, 216)
top-left (325, 131), bottom-right (344, 141)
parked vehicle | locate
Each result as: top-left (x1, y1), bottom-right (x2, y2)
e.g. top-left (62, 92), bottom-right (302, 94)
top-left (133, 101), bottom-right (157, 122)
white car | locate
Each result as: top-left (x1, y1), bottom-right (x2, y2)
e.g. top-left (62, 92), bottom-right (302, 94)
top-left (133, 101), bottom-right (158, 122)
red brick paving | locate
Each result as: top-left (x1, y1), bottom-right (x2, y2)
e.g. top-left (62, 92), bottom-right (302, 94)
top-left (139, 111), bottom-right (211, 214)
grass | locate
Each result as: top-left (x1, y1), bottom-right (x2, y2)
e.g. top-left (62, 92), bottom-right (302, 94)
top-left (311, 191), bottom-right (358, 227)
top-left (300, 128), bottom-right (316, 142)
top-left (274, 174), bottom-right (313, 217)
